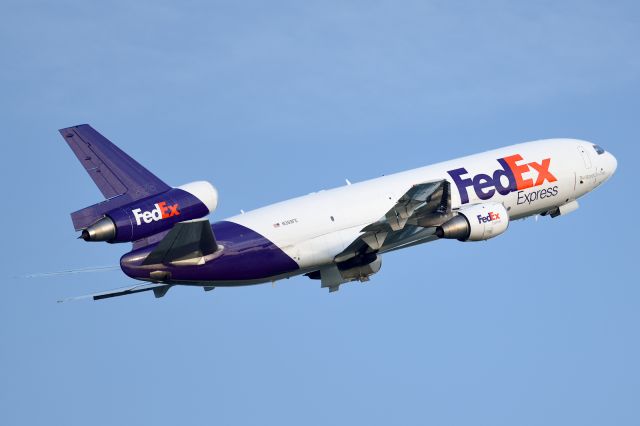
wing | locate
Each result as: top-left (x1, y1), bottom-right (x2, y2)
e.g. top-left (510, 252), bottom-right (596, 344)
top-left (335, 180), bottom-right (452, 263)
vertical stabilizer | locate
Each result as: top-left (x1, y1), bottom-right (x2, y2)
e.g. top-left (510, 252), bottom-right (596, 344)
top-left (59, 124), bottom-right (172, 230)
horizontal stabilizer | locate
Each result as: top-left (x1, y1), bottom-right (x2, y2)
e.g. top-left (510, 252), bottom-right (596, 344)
top-left (57, 283), bottom-right (171, 302)
top-left (142, 219), bottom-right (218, 266)
top-left (94, 284), bottom-right (173, 300)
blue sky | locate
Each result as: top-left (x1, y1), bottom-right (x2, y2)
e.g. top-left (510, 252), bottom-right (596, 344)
top-left (2, 1), bottom-right (639, 425)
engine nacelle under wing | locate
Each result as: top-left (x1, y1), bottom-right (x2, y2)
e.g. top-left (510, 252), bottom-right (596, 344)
top-left (436, 202), bottom-right (509, 241)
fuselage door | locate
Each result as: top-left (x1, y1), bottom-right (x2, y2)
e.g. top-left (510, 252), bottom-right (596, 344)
top-left (576, 143), bottom-right (597, 189)
top-left (578, 145), bottom-right (592, 169)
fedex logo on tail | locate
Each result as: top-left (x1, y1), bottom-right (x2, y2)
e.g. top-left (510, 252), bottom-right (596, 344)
top-left (448, 154), bottom-right (557, 204)
top-left (132, 202), bottom-right (180, 225)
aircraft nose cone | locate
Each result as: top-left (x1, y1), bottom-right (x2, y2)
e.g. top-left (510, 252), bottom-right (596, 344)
top-left (604, 151), bottom-right (617, 179)
top-left (608, 152), bottom-right (617, 176)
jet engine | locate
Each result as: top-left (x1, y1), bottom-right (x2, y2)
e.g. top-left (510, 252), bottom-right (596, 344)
top-left (435, 202), bottom-right (509, 242)
top-left (80, 181), bottom-right (218, 243)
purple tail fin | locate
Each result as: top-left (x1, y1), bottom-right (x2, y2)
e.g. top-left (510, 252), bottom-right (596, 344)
top-left (59, 124), bottom-right (171, 230)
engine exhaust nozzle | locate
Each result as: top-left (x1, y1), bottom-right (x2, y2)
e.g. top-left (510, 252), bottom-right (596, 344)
top-left (435, 215), bottom-right (471, 241)
top-left (80, 216), bottom-right (117, 242)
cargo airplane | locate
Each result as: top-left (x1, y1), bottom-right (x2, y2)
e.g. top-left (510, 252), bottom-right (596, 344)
top-left (58, 125), bottom-right (616, 300)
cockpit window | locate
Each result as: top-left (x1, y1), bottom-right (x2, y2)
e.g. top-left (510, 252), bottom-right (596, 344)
top-left (593, 144), bottom-right (605, 155)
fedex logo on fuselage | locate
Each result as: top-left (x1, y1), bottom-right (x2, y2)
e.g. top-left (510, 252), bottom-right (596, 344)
top-left (448, 154), bottom-right (557, 204)
top-left (132, 201), bottom-right (180, 225)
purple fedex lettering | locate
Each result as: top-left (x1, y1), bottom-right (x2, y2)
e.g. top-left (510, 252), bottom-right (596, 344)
top-left (448, 164), bottom-right (517, 204)
top-left (448, 155), bottom-right (554, 204)
top-left (495, 158), bottom-right (517, 195)
top-left (447, 167), bottom-right (474, 204)
top-left (472, 174), bottom-right (495, 200)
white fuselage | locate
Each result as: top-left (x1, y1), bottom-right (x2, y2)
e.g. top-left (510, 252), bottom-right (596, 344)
top-left (225, 138), bottom-right (616, 279)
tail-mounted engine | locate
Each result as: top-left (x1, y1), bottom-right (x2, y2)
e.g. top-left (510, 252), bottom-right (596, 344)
top-left (435, 202), bottom-right (509, 241)
top-left (80, 181), bottom-right (218, 243)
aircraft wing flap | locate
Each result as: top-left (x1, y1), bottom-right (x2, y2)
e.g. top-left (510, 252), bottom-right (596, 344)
top-left (362, 180), bottom-right (445, 233)
top-left (335, 180), bottom-right (449, 262)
